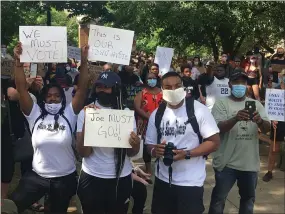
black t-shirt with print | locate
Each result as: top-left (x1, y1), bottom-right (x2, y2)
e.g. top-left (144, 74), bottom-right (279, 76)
top-left (182, 76), bottom-right (200, 100)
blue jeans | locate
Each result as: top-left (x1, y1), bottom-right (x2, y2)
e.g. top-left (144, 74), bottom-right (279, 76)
top-left (208, 167), bottom-right (258, 214)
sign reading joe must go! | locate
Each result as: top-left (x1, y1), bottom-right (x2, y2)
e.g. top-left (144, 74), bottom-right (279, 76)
top-left (19, 26), bottom-right (67, 63)
top-left (88, 25), bottom-right (134, 65)
top-left (84, 109), bottom-right (135, 148)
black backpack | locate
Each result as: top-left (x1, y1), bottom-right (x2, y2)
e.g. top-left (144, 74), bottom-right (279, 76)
top-left (154, 96), bottom-right (206, 183)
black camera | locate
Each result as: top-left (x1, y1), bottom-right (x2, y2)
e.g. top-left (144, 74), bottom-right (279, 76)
top-left (163, 142), bottom-right (177, 167)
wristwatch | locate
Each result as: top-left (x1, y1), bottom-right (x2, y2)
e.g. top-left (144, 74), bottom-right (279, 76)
top-left (185, 150), bottom-right (191, 160)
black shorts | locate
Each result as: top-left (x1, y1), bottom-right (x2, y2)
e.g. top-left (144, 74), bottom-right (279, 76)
top-left (152, 177), bottom-right (204, 214)
top-left (247, 77), bottom-right (258, 86)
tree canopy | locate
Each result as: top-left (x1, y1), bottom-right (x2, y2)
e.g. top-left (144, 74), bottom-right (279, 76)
top-left (2, 1), bottom-right (284, 59)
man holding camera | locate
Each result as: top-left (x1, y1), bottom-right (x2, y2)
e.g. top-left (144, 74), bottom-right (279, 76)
top-left (146, 72), bottom-right (220, 214)
top-left (208, 69), bottom-right (271, 214)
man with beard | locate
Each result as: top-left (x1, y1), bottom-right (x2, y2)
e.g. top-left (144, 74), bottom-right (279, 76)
top-left (198, 64), bottom-right (231, 111)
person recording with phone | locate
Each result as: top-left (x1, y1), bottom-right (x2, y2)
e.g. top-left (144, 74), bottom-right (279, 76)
top-left (208, 68), bottom-right (270, 214)
top-left (145, 72), bottom-right (220, 214)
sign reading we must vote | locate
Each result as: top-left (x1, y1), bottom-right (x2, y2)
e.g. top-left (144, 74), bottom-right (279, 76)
top-left (88, 25), bottom-right (134, 65)
top-left (19, 26), bottom-right (67, 63)
top-left (265, 88), bottom-right (285, 122)
top-left (84, 109), bottom-right (135, 148)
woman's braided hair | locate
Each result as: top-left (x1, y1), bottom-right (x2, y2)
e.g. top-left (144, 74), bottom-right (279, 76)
top-left (38, 83), bottom-right (66, 120)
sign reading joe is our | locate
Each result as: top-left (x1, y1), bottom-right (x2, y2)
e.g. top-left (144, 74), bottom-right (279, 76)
top-left (88, 25), bottom-right (134, 65)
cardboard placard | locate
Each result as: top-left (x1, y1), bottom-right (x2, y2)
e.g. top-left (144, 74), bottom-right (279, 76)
top-left (68, 46), bottom-right (81, 61)
top-left (88, 64), bottom-right (102, 86)
top-left (271, 60), bottom-right (285, 73)
top-left (154, 46), bottom-right (174, 76)
top-left (1, 59), bottom-right (15, 76)
top-left (84, 108), bottom-right (134, 148)
top-left (88, 25), bottom-right (134, 65)
top-left (19, 26), bottom-right (67, 63)
top-left (265, 88), bottom-right (285, 122)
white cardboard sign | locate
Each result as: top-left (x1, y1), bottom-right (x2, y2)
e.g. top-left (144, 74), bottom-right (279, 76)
top-left (68, 46), bottom-right (81, 61)
top-left (84, 108), bottom-right (134, 148)
top-left (265, 89), bottom-right (285, 122)
top-left (88, 25), bottom-right (134, 65)
top-left (154, 46), bottom-right (174, 76)
top-left (19, 26), bottom-right (67, 63)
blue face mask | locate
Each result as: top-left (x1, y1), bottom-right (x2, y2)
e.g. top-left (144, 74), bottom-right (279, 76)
top-left (232, 85), bottom-right (246, 98)
top-left (147, 79), bottom-right (157, 87)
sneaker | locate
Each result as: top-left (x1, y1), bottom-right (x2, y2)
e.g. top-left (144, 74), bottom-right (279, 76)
top-left (262, 171), bottom-right (273, 182)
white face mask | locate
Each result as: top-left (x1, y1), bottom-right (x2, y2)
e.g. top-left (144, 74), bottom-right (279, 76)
top-left (45, 103), bottom-right (62, 114)
top-left (66, 66), bottom-right (71, 71)
top-left (162, 87), bottom-right (186, 106)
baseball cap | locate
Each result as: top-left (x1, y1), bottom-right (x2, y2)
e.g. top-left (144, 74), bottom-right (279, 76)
top-left (230, 69), bottom-right (248, 81)
top-left (95, 71), bottom-right (121, 87)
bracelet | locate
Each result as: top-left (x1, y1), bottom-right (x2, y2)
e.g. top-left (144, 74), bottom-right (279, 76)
top-left (151, 148), bottom-right (155, 157)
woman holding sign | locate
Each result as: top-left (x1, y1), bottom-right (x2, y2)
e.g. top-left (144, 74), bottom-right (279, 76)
top-left (10, 42), bottom-right (90, 213)
top-left (76, 71), bottom-right (140, 214)
top-left (263, 69), bottom-right (285, 182)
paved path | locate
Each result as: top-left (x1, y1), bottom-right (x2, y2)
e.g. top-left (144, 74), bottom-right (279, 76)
top-left (139, 143), bottom-right (285, 214)
top-left (8, 144), bottom-right (284, 214)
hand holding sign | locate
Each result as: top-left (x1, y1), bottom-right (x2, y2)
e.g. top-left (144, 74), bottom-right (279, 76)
top-left (14, 42), bottom-right (23, 61)
top-left (19, 26), bottom-right (67, 63)
top-left (84, 109), bottom-right (135, 148)
top-left (81, 45), bottom-right (89, 63)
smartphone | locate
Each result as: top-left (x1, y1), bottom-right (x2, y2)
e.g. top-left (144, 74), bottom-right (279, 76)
top-left (245, 101), bottom-right (256, 120)
top-left (30, 63), bottom-right (38, 78)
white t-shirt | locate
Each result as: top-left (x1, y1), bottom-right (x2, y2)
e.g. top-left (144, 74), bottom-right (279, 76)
top-left (64, 87), bottom-right (74, 104)
top-left (24, 103), bottom-right (77, 178)
top-left (77, 101), bottom-right (133, 179)
top-left (145, 100), bottom-right (219, 187)
top-left (206, 77), bottom-right (231, 111)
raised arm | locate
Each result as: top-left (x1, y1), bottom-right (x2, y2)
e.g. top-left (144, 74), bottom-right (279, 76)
top-left (134, 91), bottom-right (150, 120)
top-left (72, 45), bottom-right (89, 114)
top-left (13, 42), bottom-right (33, 115)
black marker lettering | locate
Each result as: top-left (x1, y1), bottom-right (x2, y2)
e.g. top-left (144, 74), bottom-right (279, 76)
top-left (22, 30), bottom-right (34, 39)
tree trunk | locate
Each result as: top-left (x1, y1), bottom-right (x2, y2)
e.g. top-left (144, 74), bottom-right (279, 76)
top-left (258, 38), bottom-right (275, 54)
top-left (233, 34), bottom-right (246, 57)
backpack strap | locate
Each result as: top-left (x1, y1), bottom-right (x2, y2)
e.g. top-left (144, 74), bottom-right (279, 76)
top-left (155, 101), bottom-right (167, 145)
top-left (154, 101), bottom-right (167, 177)
top-left (185, 97), bottom-right (202, 144)
top-left (61, 114), bottom-right (73, 134)
top-left (32, 115), bottom-right (43, 134)
top-left (185, 97), bottom-right (207, 159)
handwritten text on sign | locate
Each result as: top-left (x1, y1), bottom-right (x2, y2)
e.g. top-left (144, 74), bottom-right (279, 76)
top-left (68, 46), bottom-right (81, 61)
top-left (88, 25), bottom-right (134, 65)
top-left (154, 46), bottom-right (174, 76)
top-left (84, 109), bottom-right (134, 148)
top-left (19, 26), bottom-right (67, 63)
top-left (265, 89), bottom-right (285, 122)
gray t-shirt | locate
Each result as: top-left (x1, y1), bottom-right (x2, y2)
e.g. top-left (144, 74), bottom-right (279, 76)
top-left (211, 97), bottom-right (269, 172)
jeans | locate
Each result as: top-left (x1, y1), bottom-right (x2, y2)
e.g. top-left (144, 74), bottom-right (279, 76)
top-left (208, 167), bottom-right (258, 214)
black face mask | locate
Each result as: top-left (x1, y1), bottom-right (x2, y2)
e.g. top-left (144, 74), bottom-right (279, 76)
top-left (277, 53), bottom-right (284, 58)
top-left (97, 91), bottom-right (114, 106)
